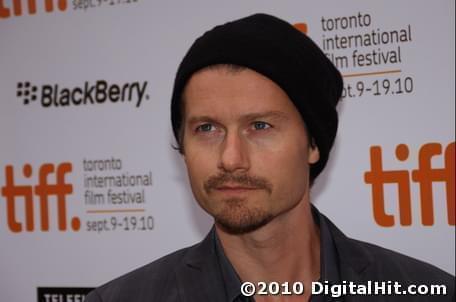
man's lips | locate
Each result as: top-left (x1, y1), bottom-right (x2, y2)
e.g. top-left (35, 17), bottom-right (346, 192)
top-left (204, 174), bottom-right (273, 195)
top-left (217, 186), bottom-right (258, 190)
top-left (214, 185), bottom-right (260, 193)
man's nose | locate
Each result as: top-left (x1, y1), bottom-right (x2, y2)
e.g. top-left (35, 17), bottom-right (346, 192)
top-left (218, 130), bottom-right (250, 172)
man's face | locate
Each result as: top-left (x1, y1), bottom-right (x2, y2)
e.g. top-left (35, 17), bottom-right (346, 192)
top-left (182, 66), bottom-right (319, 234)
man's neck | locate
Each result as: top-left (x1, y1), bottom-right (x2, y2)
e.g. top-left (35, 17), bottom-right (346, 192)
top-left (215, 199), bottom-right (320, 300)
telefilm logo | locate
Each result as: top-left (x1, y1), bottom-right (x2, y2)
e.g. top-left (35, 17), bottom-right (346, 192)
top-left (364, 142), bottom-right (455, 227)
top-left (37, 287), bottom-right (93, 302)
top-left (0, 0), bottom-right (67, 18)
top-left (1, 162), bottom-right (81, 232)
top-left (17, 80), bottom-right (149, 108)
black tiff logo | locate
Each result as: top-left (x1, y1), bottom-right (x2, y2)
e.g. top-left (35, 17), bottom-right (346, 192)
top-left (17, 82), bottom-right (38, 104)
top-left (16, 80), bottom-right (149, 108)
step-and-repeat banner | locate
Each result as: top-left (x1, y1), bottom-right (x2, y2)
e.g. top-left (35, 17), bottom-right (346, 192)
top-left (1, 1), bottom-right (454, 301)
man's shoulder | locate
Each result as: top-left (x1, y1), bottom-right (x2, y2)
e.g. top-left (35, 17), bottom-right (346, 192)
top-left (321, 212), bottom-right (454, 300)
top-left (85, 243), bottom-right (198, 302)
top-left (346, 236), bottom-right (454, 285)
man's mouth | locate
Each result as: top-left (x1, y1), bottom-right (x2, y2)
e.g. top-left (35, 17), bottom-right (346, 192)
top-left (204, 174), bottom-right (273, 195)
top-left (215, 185), bottom-right (259, 194)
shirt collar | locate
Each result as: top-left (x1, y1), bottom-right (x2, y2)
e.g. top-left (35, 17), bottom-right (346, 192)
top-left (214, 230), bottom-right (248, 301)
top-left (312, 205), bottom-right (341, 288)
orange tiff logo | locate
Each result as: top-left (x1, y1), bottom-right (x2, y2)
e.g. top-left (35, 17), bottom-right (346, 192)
top-left (0, 0), bottom-right (67, 18)
top-left (1, 162), bottom-right (80, 232)
top-left (364, 142), bottom-right (455, 227)
top-left (293, 22), bottom-right (308, 34)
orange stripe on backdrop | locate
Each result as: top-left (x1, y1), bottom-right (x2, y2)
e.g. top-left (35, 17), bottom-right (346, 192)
top-left (343, 69), bottom-right (402, 78)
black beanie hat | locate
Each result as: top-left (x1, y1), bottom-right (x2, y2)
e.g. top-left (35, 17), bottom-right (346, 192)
top-left (171, 13), bottom-right (343, 181)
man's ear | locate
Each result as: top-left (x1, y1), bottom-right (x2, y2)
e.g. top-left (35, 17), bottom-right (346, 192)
top-left (308, 139), bottom-right (320, 164)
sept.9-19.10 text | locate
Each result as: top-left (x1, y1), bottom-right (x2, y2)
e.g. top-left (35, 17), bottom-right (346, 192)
top-left (86, 215), bottom-right (154, 233)
top-left (342, 76), bottom-right (414, 99)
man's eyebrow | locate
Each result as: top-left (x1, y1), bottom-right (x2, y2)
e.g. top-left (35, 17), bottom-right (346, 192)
top-left (186, 111), bottom-right (288, 125)
top-left (186, 115), bottom-right (219, 125)
top-left (240, 110), bottom-right (288, 121)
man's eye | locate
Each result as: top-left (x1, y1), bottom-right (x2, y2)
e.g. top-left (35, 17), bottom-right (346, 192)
top-left (252, 121), bottom-right (271, 130)
top-left (196, 123), bottom-right (215, 132)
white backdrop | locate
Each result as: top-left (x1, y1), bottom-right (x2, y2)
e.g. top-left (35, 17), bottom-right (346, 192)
top-left (0, 1), bottom-right (454, 301)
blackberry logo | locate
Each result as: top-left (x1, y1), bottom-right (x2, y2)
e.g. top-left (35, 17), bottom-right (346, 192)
top-left (17, 82), bottom-right (38, 104)
top-left (16, 80), bottom-right (149, 108)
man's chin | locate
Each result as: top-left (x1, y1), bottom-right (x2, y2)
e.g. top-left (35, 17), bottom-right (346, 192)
top-left (214, 213), bottom-right (274, 235)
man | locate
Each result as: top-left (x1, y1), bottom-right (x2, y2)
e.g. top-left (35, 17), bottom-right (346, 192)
top-left (86, 14), bottom-right (454, 301)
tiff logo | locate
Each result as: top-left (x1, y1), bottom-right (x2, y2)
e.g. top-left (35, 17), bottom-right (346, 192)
top-left (293, 22), bottom-right (308, 34)
top-left (1, 163), bottom-right (81, 232)
top-left (0, 0), bottom-right (67, 18)
top-left (364, 142), bottom-right (455, 227)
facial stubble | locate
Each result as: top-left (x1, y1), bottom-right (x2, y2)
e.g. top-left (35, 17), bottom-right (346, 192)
top-left (203, 173), bottom-right (275, 235)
